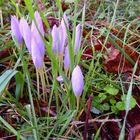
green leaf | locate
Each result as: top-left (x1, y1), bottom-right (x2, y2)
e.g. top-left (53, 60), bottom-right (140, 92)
top-left (0, 116), bottom-right (26, 140)
top-left (111, 106), bottom-right (118, 113)
top-left (98, 93), bottom-right (107, 102)
top-left (102, 103), bottom-right (110, 111)
top-left (121, 95), bottom-right (137, 110)
top-left (116, 97), bottom-right (136, 111)
top-left (90, 107), bottom-right (102, 114)
top-left (24, 0), bottom-right (34, 19)
top-left (0, 69), bottom-right (18, 95)
top-left (15, 72), bottom-right (24, 100)
top-left (0, 0), bottom-right (3, 6)
top-left (104, 85), bottom-right (119, 95)
top-left (110, 99), bottom-right (116, 105)
top-left (130, 97), bottom-right (136, 109)
top-left (116, 101), bottom-right (125, 110)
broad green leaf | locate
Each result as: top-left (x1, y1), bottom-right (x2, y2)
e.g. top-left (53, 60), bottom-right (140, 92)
top-left (116, 101), bottom-right (125, 110)
top-left (110, 99), bottom-right (116, 105)
top-left (15, 72), bottom-right (24, 100)
top-left (104, 85), bottom-right (119, 95)
top-left (0, 69), bottom-right (18, 95)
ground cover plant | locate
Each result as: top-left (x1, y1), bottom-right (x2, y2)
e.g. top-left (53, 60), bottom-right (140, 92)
top-left (0, 0), bottom-right (140, 139)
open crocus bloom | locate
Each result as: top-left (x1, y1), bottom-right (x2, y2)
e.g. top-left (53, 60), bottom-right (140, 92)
top-left (11, 16), bottom-right (22, 45)
top-left (19, 17), bottom-right (31, 53)
top-left (71, 65), bottom-right (84, 97)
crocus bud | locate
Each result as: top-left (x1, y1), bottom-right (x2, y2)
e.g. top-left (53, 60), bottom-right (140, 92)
top-left (74, 24), bottom-right (81, 54)
top-left (31, 11), bottom-right (45, 57)
top-left (58, 25), bottom-right (64, 55)
top-left (32, 11), bottom-right (44, 35)
top-left (56, 76), bottom-right (63, 83)
top-left (51, 25), bottom-right (64, 56)
top-left (71, 65), bottom-right (84, 97)
top-left (11, 16), bottom-right (22, 45)
top-left (52, 25), bottom-right (59, 53)
top-left (60, 12), bottom-right (69, 46)
top-left (31, 35), bottom-right (43, 68)
top-left (64, 46), bottom-right (70, 70)
top-left (61, 13), bottom-right (69, 30)
top-left (19, 17), bottom-right (31, 53)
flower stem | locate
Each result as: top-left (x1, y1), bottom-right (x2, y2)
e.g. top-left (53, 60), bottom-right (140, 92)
top-left (76, 96), bottom-right (80, 111)
top-left (36, 69), bottom-right (40, 100)
top-left (39, 68), bottom-right (46, 101)
top-left (0, 9), bottom-right (3, 28)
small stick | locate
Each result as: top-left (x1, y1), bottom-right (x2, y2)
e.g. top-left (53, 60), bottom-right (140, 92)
top-left (83, 96), bottom-right (93, 140)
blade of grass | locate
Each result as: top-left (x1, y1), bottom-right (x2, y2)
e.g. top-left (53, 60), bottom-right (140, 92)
top-left (0, 116), bottom-right (26, 140)
top-left (107, 35), bottom-right (135, 65)
top-left (23, 59), bottom-right (40, 140)
top-left (119, 60), bottom-right (138, 140)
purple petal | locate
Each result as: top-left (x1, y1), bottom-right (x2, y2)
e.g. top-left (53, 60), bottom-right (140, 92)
top-left (11, 16), bottom-right (22, 45)
top-left (60, 13), bottom-right (69, 46)
top-left (31, 11), bottom-right (45, 57)
top-left (56, 76), bottom-right (63, 83)
top-left (33, 30), bottom-right (45, 57)
top-left (31, 35), bottom-right (43, 68)
top-left (64, 46), bottom-right (70, 70)
top-left (52, 25), bottom-right (59, 53)
top-left (58, 25), bottom-right (64, 54)
top-left (71, 65), bottom-right (84, 97)
top-left (74, 24), bottom-right (81, 54)
top-left (19, 17), bottom-right (31, 53)
top-left (61, 12), bottom-right (69, 30)
top-left (33, 11), bottom-right (44, 35)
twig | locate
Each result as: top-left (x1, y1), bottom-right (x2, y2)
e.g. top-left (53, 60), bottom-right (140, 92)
top-left (71, 118), bottom-right (122, 125)
top-left (83, 96), bottom-right (92, 140)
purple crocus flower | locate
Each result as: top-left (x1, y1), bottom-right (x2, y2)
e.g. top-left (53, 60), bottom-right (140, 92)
top-left (31, 11), bottom-right (44, 35)
top-left (19, 17), bottom-right (31, 53)
top-left (31, 11), bottom-right (45, 57)
top-left (71, 65), bottom-right (84, 97)
top-left (74, 24), bottom-right (81, 54)
top-left (51, 25), bottom-right (64, 55)
top-left (60, 12), bottom-right (69, 45)
top-left (61, 13), bottom-right (69, 30)
top-left (64, 46), bottom-right (70, 70)
top-left (51, 25), bottom-right (59, 54)
top-left (51, 13), bottom-right (69, 56)
top-left (11, 16), bottom-right (22, 45)
top-left (58, 25), bottom-right (64, 55)
top-left (56, 76), bottom-right (63, 83)
top-left (31, 34), bottom-right (43, 68)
